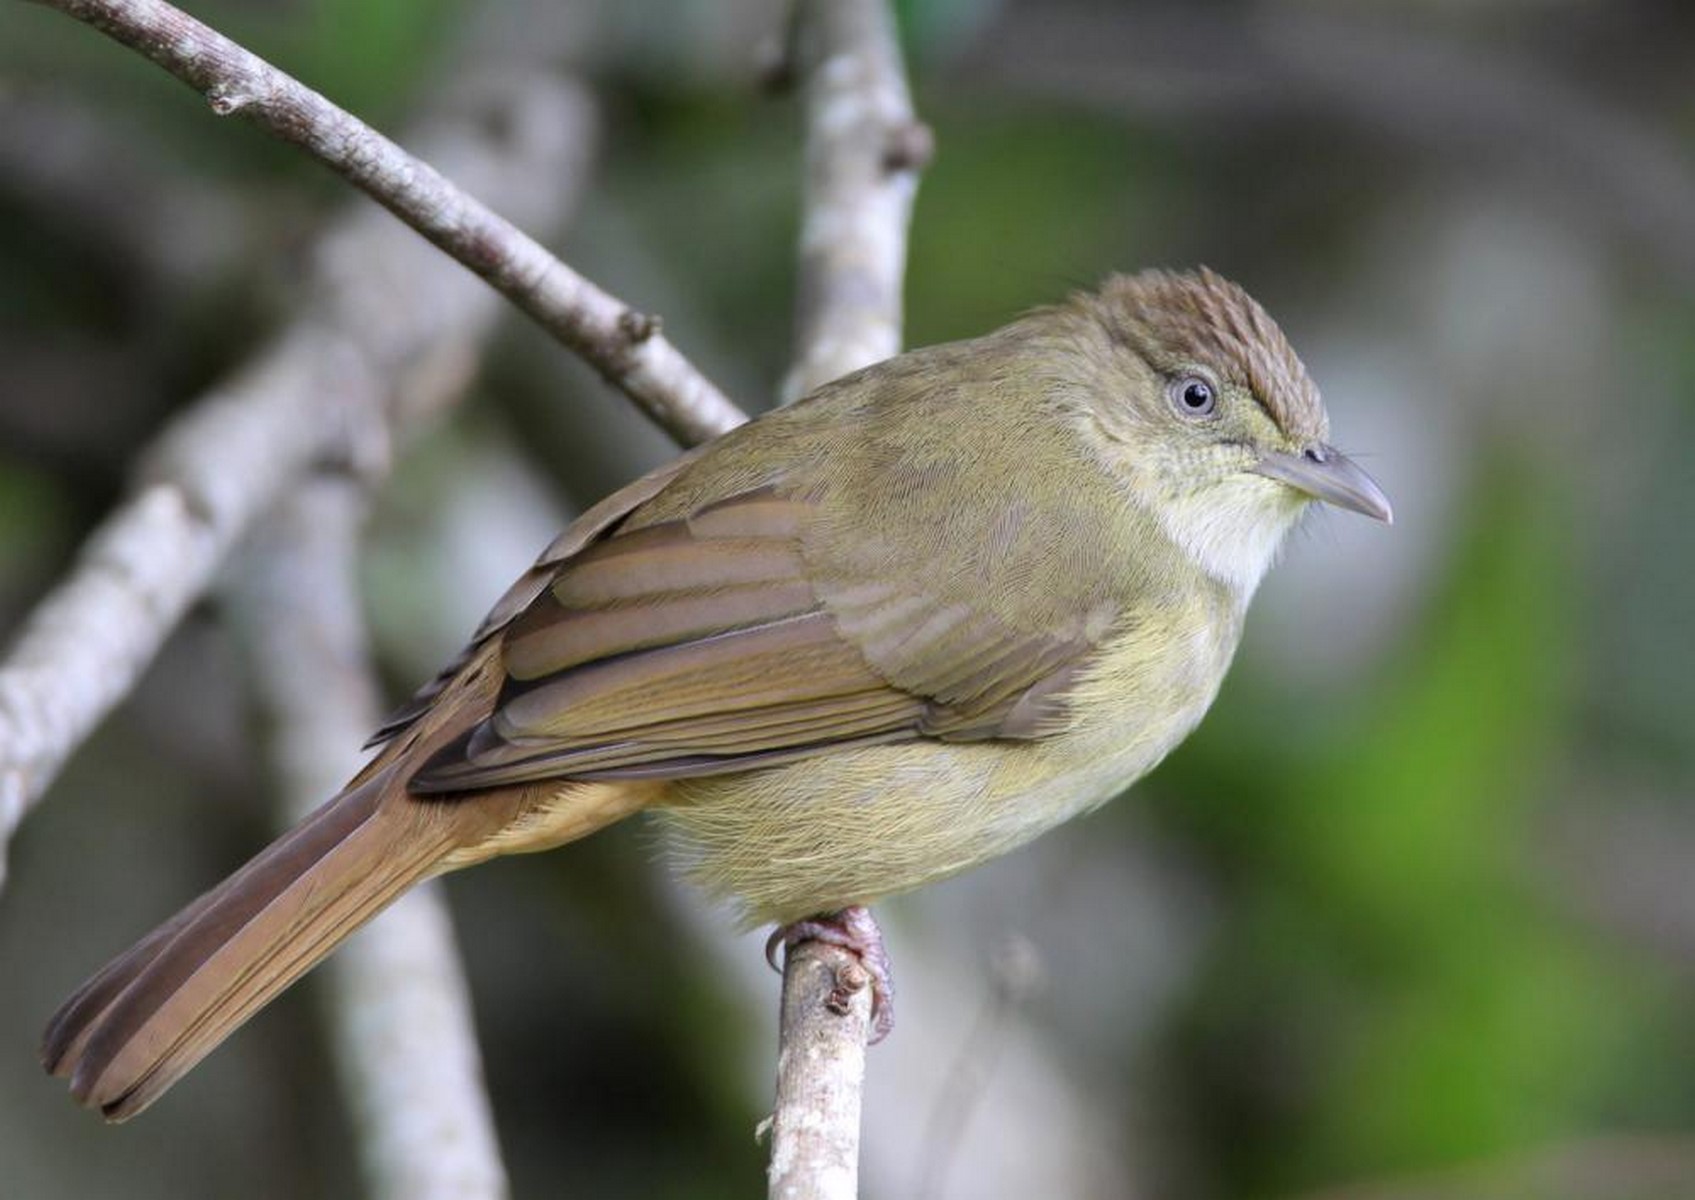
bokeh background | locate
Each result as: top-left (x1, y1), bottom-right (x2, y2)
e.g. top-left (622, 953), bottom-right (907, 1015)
top-left (3, 1), bottom-right (1694, 1197)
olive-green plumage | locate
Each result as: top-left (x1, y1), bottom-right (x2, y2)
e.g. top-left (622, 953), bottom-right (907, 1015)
top-left (43, 268), bottom-right (1389, 1119)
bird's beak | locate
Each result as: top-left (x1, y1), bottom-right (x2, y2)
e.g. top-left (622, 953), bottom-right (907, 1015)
top-left (1253, 444), bottom-right (1393, 524)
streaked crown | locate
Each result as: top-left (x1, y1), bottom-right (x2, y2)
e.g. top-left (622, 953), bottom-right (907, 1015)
top-left (1096, 268), bottom-right (1327, 443)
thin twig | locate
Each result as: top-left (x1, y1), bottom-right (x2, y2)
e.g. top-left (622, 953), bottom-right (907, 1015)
top-left (768, 3), bottom-right (928, 1197)
top-left (0, 71), bottom-right (595, 886)
top-left (780, 0), bottom-right (931, 403)
top-left (34, 0), bottom-right (747, 445)
top-left (229, 482), bottom-right (508, 1200)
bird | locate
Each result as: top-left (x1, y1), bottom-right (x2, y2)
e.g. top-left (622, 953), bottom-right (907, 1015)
top-left (42, 267), bottom-right (1390, 1120)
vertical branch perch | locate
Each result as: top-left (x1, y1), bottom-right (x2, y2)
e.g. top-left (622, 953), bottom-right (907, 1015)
top-left (768, 947), bottom-right (876, 1200)
top-left (230, 483), bottom-right (508, 1200)
top-left (769, 2), bottom-right (929, 1197)
top-left (780, 0), bottom-right (933, 403)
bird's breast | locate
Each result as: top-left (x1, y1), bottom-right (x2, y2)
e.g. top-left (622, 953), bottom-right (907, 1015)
top-left (657, 596), bottom-right (1242, 926)
top-left (982, 598), bottom-right (1241, 834)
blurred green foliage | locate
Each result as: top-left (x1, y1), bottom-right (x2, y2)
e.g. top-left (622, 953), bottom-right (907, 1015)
top-left (1157, 456), bottom-right (1695, 1196)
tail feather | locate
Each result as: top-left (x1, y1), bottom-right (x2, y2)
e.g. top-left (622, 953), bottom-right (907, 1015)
top-left (41, 765), bottom-right (524, 1121)
top-left (42, 615), bottom-right (657, 1123)
top-left (43, 774), bottom-right (387, 1080)
top-left (43, 876), bottom-right (226, 1078)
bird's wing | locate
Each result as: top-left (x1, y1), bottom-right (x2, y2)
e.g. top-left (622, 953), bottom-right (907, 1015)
top-left (364, 448), bottom-right (707, 749)
top-left (406, 481), bottom-right (1111, 792)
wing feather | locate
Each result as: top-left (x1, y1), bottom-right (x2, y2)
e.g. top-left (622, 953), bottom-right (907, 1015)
top-left (405, 480), bottom-right (1115, 793)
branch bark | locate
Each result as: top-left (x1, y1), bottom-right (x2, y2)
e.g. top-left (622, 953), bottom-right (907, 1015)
top-left (768, 3), bottom-right (928, 1197)
top-left (34, 0), bottom-right (746, 445)
top-left (0, 70), bottom-right (595, 886)
top-left (768, 943), bottom-right (876, 1200)
top-left (229, 482), bottom-right (508, 1200)
top-left (780, 0), bottom-right (931, 403)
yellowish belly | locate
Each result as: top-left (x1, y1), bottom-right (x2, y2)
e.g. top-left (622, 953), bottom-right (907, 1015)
top-left (657, 609), bottom-right (1235, 926)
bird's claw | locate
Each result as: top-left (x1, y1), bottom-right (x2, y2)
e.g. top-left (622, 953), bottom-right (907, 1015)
top-left (766, 905), bottom-right (895, 1042)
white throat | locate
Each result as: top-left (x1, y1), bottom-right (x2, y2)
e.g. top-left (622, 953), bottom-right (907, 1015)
top-left (1153, 477), bottom-right (1305, 600)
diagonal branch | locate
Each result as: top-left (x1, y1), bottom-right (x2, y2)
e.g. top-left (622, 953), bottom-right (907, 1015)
top-left (767, 3), bottom-right (929, 1198)
top-left (0, 71), bottom-right (595, 887)
top-left (35, 0), bottom-right (747, 446)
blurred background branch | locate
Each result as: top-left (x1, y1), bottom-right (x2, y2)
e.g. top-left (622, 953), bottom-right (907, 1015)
top-left (0, 65), bottom-right (595, 887)
top-left (229, 480), bottom-right (509, 1200)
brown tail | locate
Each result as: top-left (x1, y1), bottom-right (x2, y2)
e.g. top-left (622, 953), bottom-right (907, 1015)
top-left (42, 626), bottom-right (661, 1122)
top-left (40, 763), bottom-right (535, 1122)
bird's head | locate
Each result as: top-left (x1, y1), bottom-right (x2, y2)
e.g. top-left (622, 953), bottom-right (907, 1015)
top-left (1069, 267), bottom-right (1391, 597)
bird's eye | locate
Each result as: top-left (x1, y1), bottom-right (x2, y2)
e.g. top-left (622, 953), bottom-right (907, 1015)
top-left (1170, 376), bottom-right (1217, 418)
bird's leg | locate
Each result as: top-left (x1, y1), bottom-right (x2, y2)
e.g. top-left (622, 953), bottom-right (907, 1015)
top-left (765, 905), bottom-right (895, 1042)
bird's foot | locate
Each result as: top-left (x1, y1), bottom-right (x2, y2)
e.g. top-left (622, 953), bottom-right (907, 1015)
top-left (765, 905), bottom-right (895, 1042)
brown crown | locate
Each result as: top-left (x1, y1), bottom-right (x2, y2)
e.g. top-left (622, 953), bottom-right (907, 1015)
top-left (1096, 267), bottom-right (1327, 443)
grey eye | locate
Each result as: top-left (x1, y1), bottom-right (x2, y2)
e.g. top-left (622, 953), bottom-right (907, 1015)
top-left (1171, 376), bottom-right (1217, 418)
